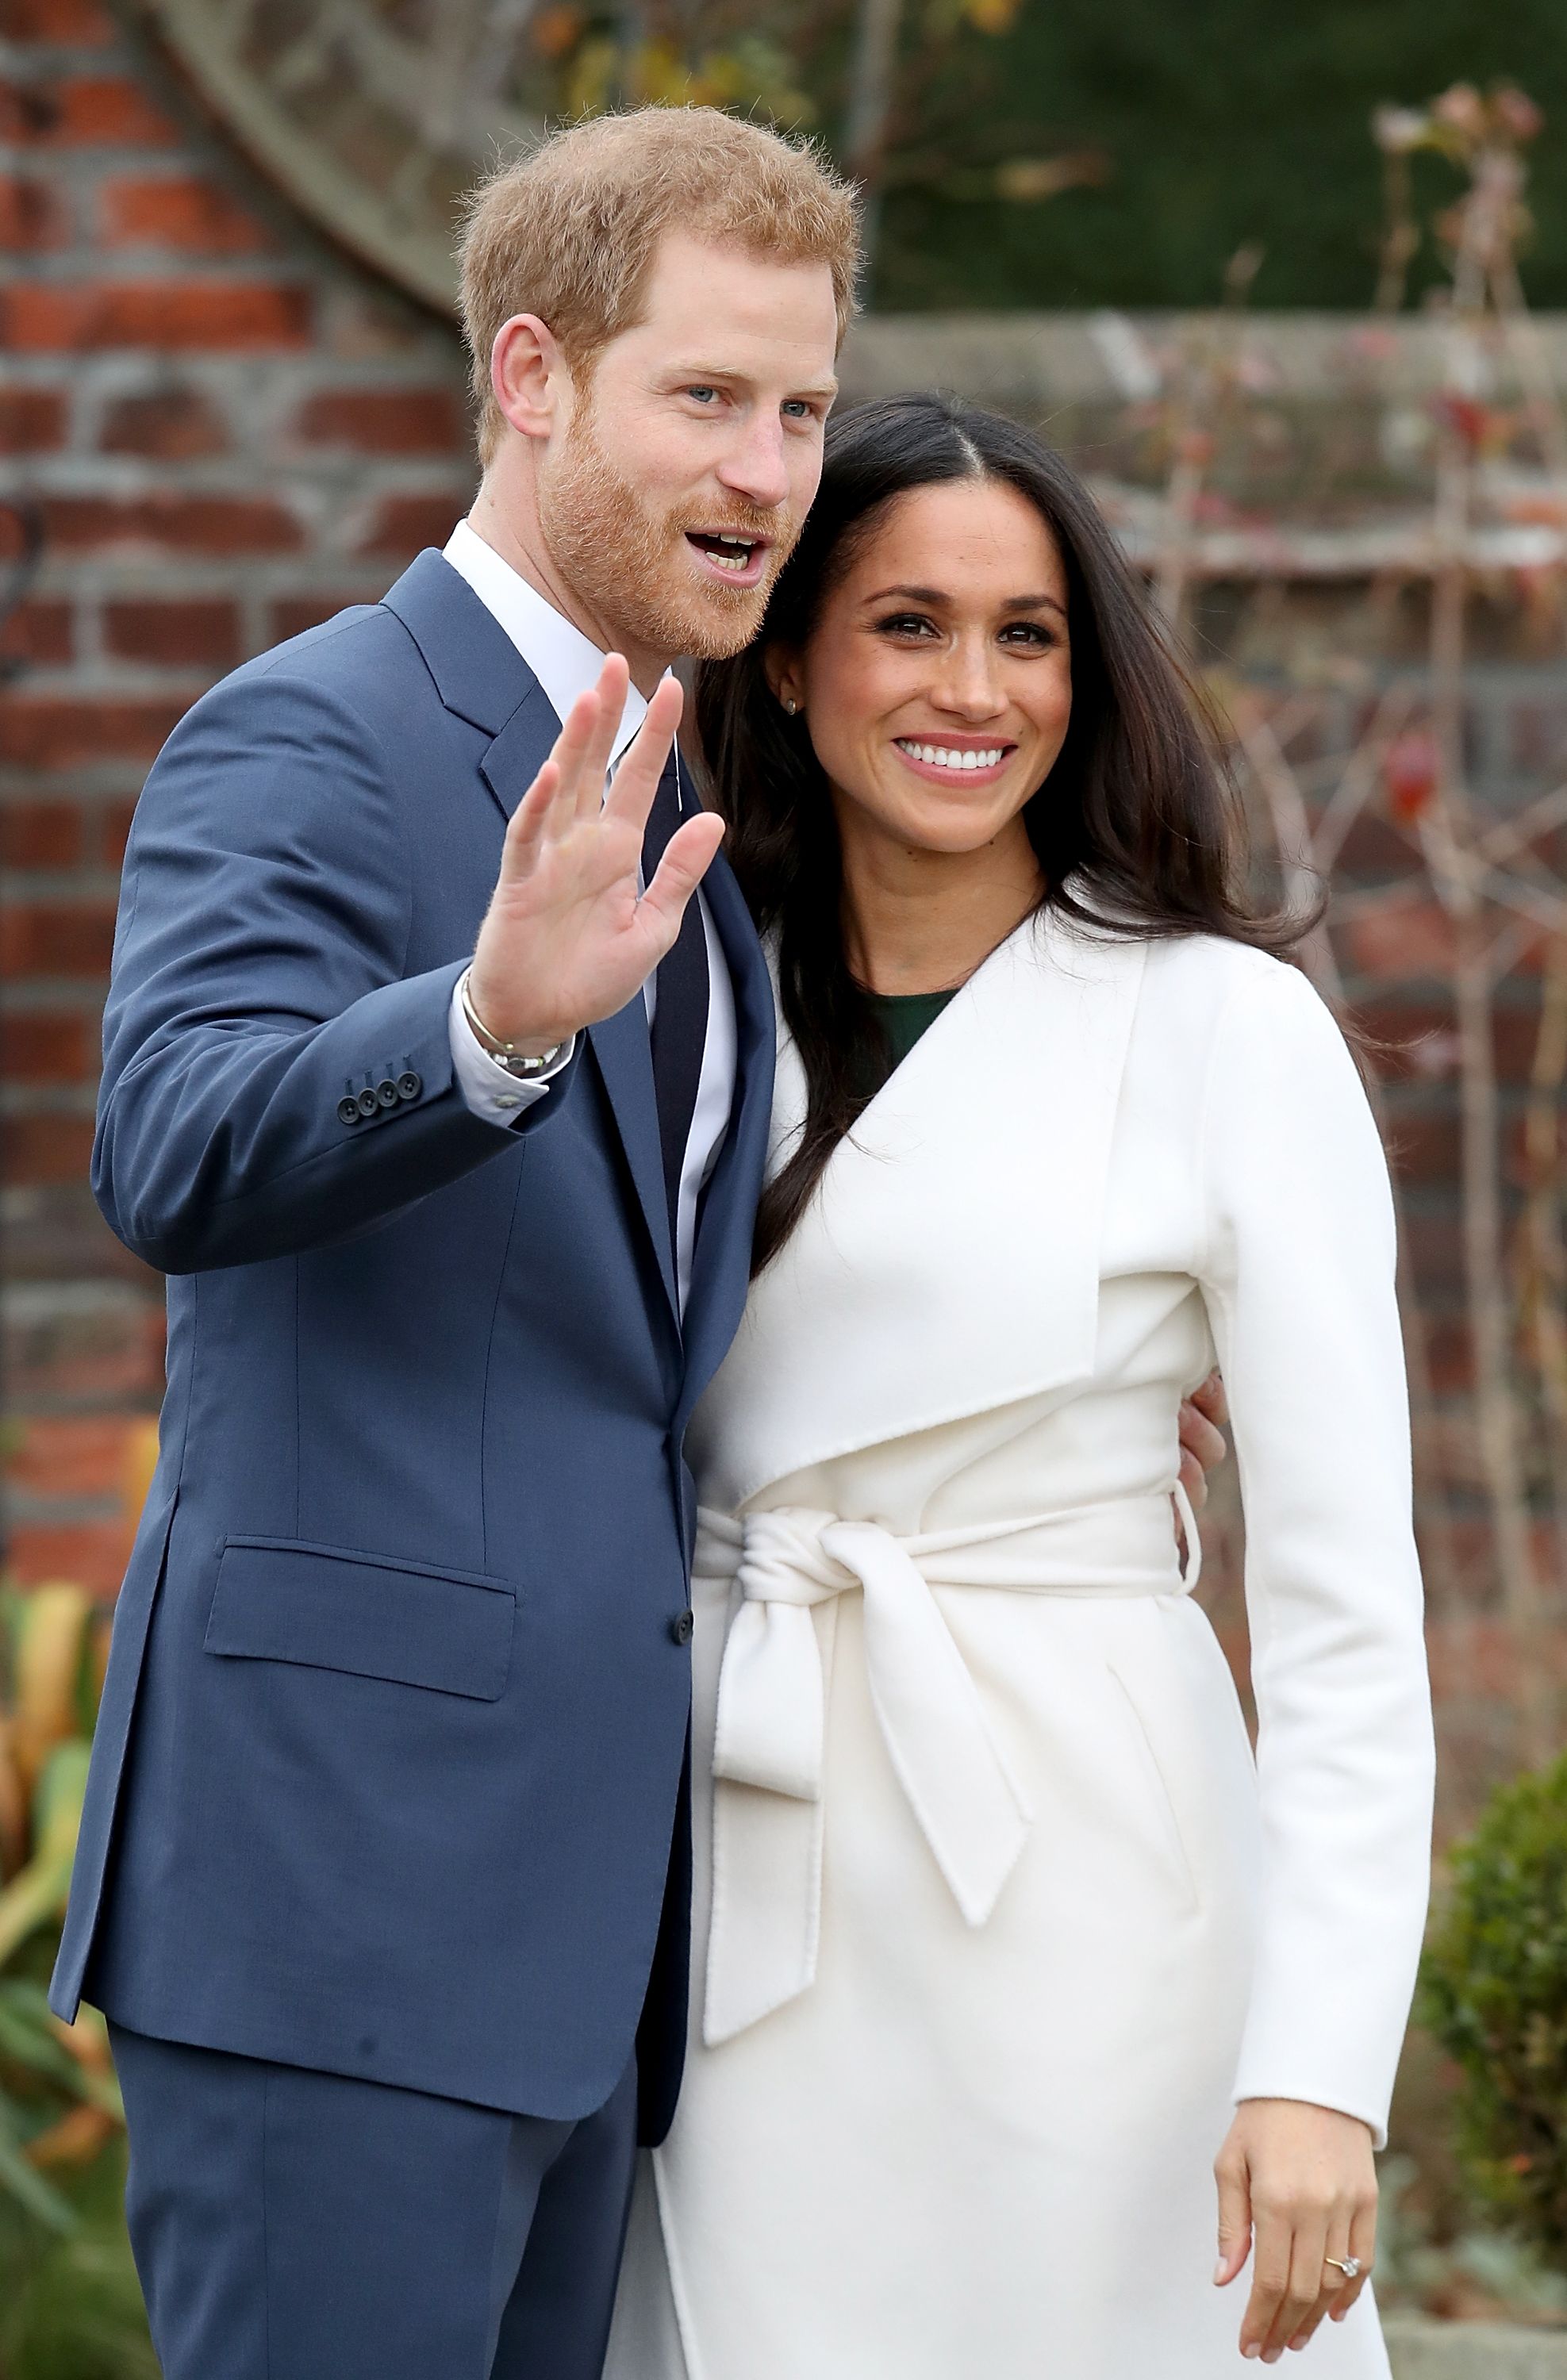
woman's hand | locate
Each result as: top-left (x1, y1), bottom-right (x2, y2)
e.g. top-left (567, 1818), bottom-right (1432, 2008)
top-left (1213, 2099), bottom-right (1377, 2361)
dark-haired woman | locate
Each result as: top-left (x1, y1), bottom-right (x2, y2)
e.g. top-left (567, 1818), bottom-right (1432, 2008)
top-left (604, 396), bottom-right (1433, 2378)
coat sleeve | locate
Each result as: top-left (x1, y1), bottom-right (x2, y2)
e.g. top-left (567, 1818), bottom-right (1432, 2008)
top-left (94, 664), bottom-right (574, 1275)
top-left (1194, 955), bottom-right (1434, 2146)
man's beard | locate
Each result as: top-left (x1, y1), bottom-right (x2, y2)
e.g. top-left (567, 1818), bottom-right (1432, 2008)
top-left (540, 408), bottom-right (798, 662)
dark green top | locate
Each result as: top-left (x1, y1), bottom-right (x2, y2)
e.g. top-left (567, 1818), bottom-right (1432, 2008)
top-left (859, 986), bottom-right (959, 1101)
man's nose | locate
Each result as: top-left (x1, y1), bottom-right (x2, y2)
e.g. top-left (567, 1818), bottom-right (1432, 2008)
top-left (716, 417), bottom-right (790, 512)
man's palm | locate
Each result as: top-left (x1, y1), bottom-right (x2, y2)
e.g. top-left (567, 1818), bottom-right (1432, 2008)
top-left (468, 660), bottom-right (723, 1054)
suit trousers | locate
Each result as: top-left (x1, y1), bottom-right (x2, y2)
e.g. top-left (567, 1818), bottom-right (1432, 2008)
top-left (109, 2023), bottom-right (639, 2380)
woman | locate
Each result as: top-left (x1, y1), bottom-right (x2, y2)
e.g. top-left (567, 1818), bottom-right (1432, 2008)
top-left (605, 394), bottom-right (1434, 2377)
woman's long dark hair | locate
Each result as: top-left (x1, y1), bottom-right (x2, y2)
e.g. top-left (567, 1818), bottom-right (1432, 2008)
top-left (696, 391), bottom-right (1304, 1273)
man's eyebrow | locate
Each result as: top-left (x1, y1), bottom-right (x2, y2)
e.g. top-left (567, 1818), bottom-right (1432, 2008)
top-left (862, 583), bottom-right (1068, 618)
top-left (663, 363), bottom-right (839, 401)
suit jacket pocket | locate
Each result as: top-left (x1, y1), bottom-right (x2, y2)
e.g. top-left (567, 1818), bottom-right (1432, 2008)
top-left (205, 1537), bottom-right (515, 1702)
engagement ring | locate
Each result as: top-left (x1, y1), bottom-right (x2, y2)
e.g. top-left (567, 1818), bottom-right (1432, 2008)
top-left (1324, 2256), bottom-right (1362, 2282)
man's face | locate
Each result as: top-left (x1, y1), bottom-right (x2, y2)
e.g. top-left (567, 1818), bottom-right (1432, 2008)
top-left (537, 230), bottom-right (840, 662)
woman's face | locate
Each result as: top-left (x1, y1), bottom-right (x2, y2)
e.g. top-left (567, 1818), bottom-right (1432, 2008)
top-left (773, 477), bottom-right (1073, 862)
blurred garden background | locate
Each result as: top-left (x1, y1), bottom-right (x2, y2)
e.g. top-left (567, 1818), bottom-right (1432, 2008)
top-left (5, 0), bottom-right (1567, 2370)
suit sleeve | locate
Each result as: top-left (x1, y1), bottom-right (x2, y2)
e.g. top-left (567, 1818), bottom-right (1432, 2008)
top-left (94, 665), bottom-right (574, 1273)
top-left (1195, 958), bottom-right (1434, 2146)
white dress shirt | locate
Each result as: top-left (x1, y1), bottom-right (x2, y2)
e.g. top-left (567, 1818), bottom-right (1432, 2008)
top-left (442, 518), bottom-right (738, 1317)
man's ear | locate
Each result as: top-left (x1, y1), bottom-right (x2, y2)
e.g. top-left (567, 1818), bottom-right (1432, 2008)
top-left (490, 313), bottom-right (566, 443)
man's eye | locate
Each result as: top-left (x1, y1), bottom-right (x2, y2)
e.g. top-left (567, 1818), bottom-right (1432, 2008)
top-left (686, 386), bottom-right (719, 404)
top-left (782, 400), bottom-right (814, 421)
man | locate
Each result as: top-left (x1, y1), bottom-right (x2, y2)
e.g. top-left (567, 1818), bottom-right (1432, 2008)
top-left (53, 100), bottom-right (1227, 2379)
top-left (52, 106), bottom-right (855, 2380)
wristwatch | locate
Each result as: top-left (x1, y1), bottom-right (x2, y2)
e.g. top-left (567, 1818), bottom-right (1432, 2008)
top-left (459, 970), bottom-right (574, 1081)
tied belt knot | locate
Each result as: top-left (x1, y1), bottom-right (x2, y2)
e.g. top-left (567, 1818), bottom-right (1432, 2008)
top-left (697, 1488), bottom-right (1200, 2048)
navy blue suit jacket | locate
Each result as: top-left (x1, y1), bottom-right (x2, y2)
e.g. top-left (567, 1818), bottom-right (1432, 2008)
top-left (50, 551), bottom-right (775, 2146)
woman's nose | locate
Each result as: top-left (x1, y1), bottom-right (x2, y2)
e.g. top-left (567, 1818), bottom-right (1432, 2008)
top-left (931, 644), bottom-right (1006, 718)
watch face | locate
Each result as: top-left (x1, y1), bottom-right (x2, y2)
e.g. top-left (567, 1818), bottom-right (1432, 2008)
top-left (140, 0), bottom-right (549, 314)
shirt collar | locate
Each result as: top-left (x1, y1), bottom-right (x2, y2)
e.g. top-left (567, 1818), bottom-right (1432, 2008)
top-left (444, 516), bottom-right (649, 764)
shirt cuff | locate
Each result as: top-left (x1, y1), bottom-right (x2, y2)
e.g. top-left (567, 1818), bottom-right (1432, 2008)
top-left (447, 974), bottom-right (575, 1126)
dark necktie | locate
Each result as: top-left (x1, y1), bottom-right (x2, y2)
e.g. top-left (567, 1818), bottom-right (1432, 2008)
top-left (642, 752), bottom-right (711, 1256)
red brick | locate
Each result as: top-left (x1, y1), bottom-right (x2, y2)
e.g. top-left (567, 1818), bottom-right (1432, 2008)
top-left (3, 280), bottom-right (312, 352)
top-left (356, 493), bottom-right (463, 557)
top-left (3, 1012), bottom-right (94, 1083)
top-left (295, 386), bottom-right (467, 455)
top-left (5, 1415), bottom-right (141, 1499)
top-left (100, 797), bottom-right (137, 866)
top-left (0, 0), bottom-right (115, 39)
top-left (0, 898), bottom-right (119, 977)
top-left (104, 597), bottom-right (240, 670)
top-left (99, 173), bottom-right (276, 255)
top-left (0, 596), bottom-right (72, 665)
top-left (40, 493), bottom-right (301, 556)
top-left (5, 1521), bottom-right (133, 1596)
top-left (0, 172), bottom-right (71, 250)
top-left (267, 592), bottom-right (371, 642)
top-left (0, 1112), bottom-right (97, 1184)
top-left (0, 797), bottom-right (85, 866)
top-left (99, 386), bottom-right (229, 459)
top-left (0, 386), bottom-right (67, 452)
top-left (0, 75), bottom-right (179, 148)
top-left (0, 697), bottom-right (185, 770)
top-left (1343, 901), bottom-right (1458, 983)
top-left (4, 1293), bottom-right (164, 1404)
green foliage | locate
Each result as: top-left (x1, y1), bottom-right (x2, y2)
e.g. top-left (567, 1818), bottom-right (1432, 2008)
top-left (0, 2143), bottom-right (157, 2380)
top-left (1419, 1754), bottom-right (1567, 2271)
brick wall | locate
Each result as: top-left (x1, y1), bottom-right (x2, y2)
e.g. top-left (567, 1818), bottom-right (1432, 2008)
top-left (1, 0), bottom-right (474, 1588)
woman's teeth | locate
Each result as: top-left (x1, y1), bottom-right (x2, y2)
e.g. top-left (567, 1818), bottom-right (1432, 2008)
top-left (897, 741), bottom-right (1008, 773)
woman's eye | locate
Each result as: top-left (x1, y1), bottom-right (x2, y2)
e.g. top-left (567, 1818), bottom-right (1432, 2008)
top-left (1000, 621), bottom-right (1057, 649)
top-left (875, 613), bottom-right (937, 638)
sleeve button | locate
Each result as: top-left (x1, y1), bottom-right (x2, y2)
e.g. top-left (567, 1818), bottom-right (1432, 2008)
top-left (355, 1087), bottom-right (380, 1119)
top-left (397, 1071), bottom-right (422, 1102)
top-left (375, 1078), bottom-right (400, 1110)
top-left (336, 1096), bottom-right (361, 1127)
top-left (670, 1608), bottom-right (695, 1646)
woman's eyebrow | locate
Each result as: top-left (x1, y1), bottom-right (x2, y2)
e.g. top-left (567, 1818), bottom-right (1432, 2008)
top-left (862, 583), bottom-right (1068, 619)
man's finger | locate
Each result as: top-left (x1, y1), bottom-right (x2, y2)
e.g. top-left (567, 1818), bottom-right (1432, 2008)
top-left (1178, 1400), bottom-right (1227, 1477)
top-left (604, 676), bottom-right (685, 829)
top-left (574, 655), bottom-right (631, 820)
top-left (496, 759), bottom-right (563, 882)
top-left (636, 812), bottom-right (724, 940)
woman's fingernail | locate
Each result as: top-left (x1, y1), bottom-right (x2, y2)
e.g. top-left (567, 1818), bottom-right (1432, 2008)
top-left (1214, 2260), bottom-right (1227, 2285)
top-left (1243, 2348), bottom-right (1261, 2362)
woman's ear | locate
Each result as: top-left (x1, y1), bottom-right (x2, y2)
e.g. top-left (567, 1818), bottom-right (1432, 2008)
top-left (762, 645), bottom-right (805, 717)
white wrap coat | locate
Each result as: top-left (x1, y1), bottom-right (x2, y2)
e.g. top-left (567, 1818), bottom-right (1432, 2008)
top-left (605, 916), bottom-right (1435, 2380)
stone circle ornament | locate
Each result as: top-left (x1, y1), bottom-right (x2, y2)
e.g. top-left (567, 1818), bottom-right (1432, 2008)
top-left (135, 0), bottom-right (552, 313)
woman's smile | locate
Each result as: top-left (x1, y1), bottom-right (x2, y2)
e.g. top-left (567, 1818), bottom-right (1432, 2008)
top-left (891, 731), bottom-right (1020, 788)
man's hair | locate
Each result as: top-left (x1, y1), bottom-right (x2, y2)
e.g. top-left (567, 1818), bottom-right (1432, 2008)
top-left (458, 107), bottom-right (861, 462)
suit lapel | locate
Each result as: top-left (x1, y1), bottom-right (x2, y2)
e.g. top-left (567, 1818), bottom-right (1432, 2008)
top-left (675, 850), bottom-right (776, 1430)
top-left (688, 912), bottom-right (1148, 1513)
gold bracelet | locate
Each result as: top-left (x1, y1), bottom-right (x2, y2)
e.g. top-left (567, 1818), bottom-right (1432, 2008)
top-left (459, 970), bottom-right (566, 1077)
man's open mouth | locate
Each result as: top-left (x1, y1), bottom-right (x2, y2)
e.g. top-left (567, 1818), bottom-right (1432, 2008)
top-left (685, 531), bottom-right (770, 585)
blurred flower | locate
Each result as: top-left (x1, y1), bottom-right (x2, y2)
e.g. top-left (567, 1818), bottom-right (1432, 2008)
top-left (1492, 85), bottom-right (1545, 145)
top-left (1433, 83), bottom-right (1488, 144)
top-left (993, 150), bottom-right (1110, 202)
top-left (1384, 727), bottom-right (1443, 824)
top-left (1373, 106), bottom-right (1430, 156)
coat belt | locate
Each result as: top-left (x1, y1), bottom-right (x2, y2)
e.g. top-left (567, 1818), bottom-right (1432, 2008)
top-left (695, 1488), bottom-right (1200, 2048)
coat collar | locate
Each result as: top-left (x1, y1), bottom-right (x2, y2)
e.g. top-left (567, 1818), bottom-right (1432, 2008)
top-left (382, 548), bottom-right (546, 737)
top-left (688, 910), bottom-right (1148, 1512)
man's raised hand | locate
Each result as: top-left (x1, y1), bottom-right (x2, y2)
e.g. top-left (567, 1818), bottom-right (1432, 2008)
top-left (467, 656), bottom-right (724, 1055)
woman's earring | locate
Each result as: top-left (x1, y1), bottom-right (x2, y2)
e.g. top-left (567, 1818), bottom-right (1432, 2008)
top-left (783, 697), bottom-right (800, 716)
